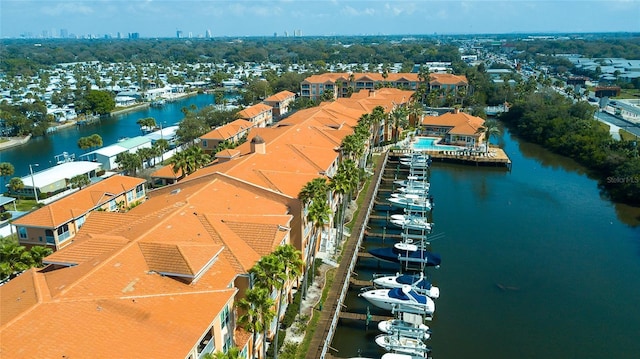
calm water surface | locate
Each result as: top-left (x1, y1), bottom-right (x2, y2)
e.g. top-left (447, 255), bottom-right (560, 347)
top-left (0, 93), bottom-right (214, 186)
top-left (332, 128), bottom-right (640, 359)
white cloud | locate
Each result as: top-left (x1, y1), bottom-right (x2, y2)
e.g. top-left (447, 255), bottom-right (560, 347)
top-left (40, 2), bottom-right (94, 16)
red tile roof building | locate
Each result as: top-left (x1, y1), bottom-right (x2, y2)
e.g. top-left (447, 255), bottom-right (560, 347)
top-left (1, 88), bottom-right (413, 359)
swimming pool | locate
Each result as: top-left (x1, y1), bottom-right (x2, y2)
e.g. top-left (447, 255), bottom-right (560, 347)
top-left (411, 137), bottom-right (465, 151)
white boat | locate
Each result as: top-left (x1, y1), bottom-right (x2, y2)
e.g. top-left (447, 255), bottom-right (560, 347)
top-left (378, 319), bottom-right (431, 340)
top-left (375, 333), bottom-right (431, 355)
top-left (373, 272), bottom-right (440, 299)
top-left (388, 194), bottom-right (432, 211)
top-left (359, 285), bottom-right (435, 314)
top-left (396, 186), bottom-right (429, 195)
top-left (382, 353), bottom-right (431, 359)
top-left (389, 214), bottom-right (432, 232)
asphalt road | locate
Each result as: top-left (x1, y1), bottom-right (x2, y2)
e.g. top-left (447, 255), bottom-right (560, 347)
top-left (595, 111), bottom-right (640, 138)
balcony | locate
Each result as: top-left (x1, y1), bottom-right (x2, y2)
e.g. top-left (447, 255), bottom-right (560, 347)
top-left (197, 339), bottom-right (215, 359)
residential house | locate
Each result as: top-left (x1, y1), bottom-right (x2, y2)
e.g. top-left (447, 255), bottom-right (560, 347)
top-left (9, 161), bottom-right (102, 201)
top-left (263, 90), bottom-right (296, 118)
top-left (237, 103), bottom-right (273, 128)
top-left (12, 175), bottom-right (146, 250)
top-left (81, 136), bottom-right (153, 170)
top-left (300, 72), bottom-right (468, 102)
top-left (421, 110), bottom-right (485, 147)
top-left (301, 72), bottom-right (420, 101)
top-left (0, 171), bottom-right (297, 359)
top-left (199, 119), bottom-right (255, 154)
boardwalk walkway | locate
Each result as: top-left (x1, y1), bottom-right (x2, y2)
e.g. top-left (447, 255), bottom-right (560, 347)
top-left (305, 153), bottom-right (388, 359)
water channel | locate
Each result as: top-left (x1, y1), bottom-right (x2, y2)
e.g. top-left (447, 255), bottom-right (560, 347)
top-left (331, 128), bottom-right (640, 359)
top-left (0, 93), bottom-right (214, 188)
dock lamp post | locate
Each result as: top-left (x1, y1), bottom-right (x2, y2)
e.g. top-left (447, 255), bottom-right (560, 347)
top-left (29, 163), bottom-right (39, 203)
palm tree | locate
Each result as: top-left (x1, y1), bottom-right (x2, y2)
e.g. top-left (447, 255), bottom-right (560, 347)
top-left (408, 101), bottom-right (424, 127)
top-left (370, 106), bottom-right (387, 146)
top-left (270, 245), bottom-right (303, 359)
top-left (184, 146), bottom-right (212, 174)
top-left (298, 177), bottom-right (330, 300)
top-left (305, 198), bottom-right (331, 298)
top-left (329, 159), bottom-right (359, 248)
top-left (169, 150), bottom-right (189, 179)
top-left (390, 106), bottom-right (409, 142)
top-left (212, 346), bottom-right (241, 359)
top-left (154, 138), bottom-right (170, 164)
top-left (0, 240), bottom-right (33, 280)
top-left (476, 119), bottom-right (501, 153)
top-left (237, 287), bottom-right (275, 359)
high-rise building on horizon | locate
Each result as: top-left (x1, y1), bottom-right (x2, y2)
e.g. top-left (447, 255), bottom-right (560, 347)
top-left (60, 28), bottom-right (68, 38)
top-left (176, 30), bottom-right (183, 38)
top-left (206, 29), bottom-right (212, 38)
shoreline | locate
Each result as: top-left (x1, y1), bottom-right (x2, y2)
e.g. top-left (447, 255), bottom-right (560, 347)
top-left (0, 91), bottom-right (201, 152)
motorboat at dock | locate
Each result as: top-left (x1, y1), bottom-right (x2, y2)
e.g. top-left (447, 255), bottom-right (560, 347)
top-left (373, 272), bottom-right (440, 299)
top-left (359, 285), bottom-right (436, 314)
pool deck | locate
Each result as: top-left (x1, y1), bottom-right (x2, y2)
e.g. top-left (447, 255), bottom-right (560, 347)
top-left (393, 147), bottom-right (512, 170)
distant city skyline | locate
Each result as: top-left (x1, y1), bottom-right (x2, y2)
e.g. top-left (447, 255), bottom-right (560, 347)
top-left (1, 0), bottom-right (639, 39)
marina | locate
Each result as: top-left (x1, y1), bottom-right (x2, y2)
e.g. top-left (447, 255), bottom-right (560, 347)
top-left (308, 128), bottom-right (640, 359)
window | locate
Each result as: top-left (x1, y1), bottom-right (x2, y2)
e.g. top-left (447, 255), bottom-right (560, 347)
top-left (220, 305), bottom-right (230, 329)
top-left (197, 328), bottom-right (214, 357)
top-left (136, 184), bottom-right (145, 198)
top-left (109, 200), bottom-right (117, 211)
top-left (127, 190), bottom-right (134, 202)
top-left (202, 140), bottom-right (208, 148)
top-left (76, 215), bottom-right (86, 229)
top-left (18, 227), bottom-right (27, 239)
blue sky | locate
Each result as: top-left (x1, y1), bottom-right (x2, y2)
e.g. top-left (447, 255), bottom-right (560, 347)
top-left (1, 0), bottom-right (639, 38)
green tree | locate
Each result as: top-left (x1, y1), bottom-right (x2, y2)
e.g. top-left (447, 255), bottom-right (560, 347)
top-left (476, 119), bottom-right (501, 153)
top-left (153, 139), bottom-right (170, 164)
top-left (115, 152), bottom-right (142, 176)
top-left (237, 287), bottom-right (275, 359)
top-left (83, 90), bottom-right (115, 115)
top-left (176, 115), bottom-right (208, 145)
top-left (390, 106), bottom-right (410, 142)
top-left (0, 162), bottom-right (15, 184)
top-left (330, 159), bottom-right (359, 247)
top-left (136, 117), bottom-right (157, 134)
top-left (69, 174), bottom-right (91, 189)
top-left (8, 177), bottom-right (24, 199)
top-left (298, 177), bottom-right (331, 300)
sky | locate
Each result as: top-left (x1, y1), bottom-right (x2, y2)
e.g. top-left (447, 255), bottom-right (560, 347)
top-left (1, 0), bottom-right (639, 39)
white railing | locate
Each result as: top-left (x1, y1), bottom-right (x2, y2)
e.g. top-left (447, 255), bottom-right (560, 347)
top-left (319, 151), bottom-right (389, 359)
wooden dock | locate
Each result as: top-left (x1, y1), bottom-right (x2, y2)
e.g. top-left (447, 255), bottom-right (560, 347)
top-left (348, 277), bottom-right (371, 287)
top-left (392, 148), bottom-right (512, 169)
top-left (339, 311), bottom-right (394, 322)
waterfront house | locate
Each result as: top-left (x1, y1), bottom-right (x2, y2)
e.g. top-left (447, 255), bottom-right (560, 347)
top-left (301, 72), bottom-right (420, 101)
top-left (199, 119), bottom-right (255, 154)
top-left (263, 90), bottom-right (296, 118)
top-left (300, 72), bottom-right (468, 101)
top-left (420, 110), bottom-right (485, 147)
top-left (0, 171), bottom-right (297, 359)
top-left (12, 175), bottom-right (146, 251)
top-left (1, 87), bottom-right (413, 359)
top-left (238, 103), bottom-right (273, 128)
top-left (9, 161), bottom-right (102, 201)
top-left (81, 136), bottom-right (153, 170)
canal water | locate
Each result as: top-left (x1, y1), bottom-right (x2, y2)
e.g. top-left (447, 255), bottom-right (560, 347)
top-left (331, 128), bottom-right (640, 359)
top-left (0, 93), bottom-right (214, 187)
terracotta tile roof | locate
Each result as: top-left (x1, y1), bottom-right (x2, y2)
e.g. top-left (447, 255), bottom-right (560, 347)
top-left (0, 288), bottom-right (236, 359)
top-left (0, 269), bottom-right (40, 327)
top-left (150, 164), bottom-right (180, 179)
top-left (264, 90), bottom-right (296, 102)
top-left (421, 111), bottom-right (485, 136)
top-left (43, 235), bottom-right (130, 266)
top-left (12, 175), bottom-right (145, 228)
top-left (138, 242), bottom-right (224, 278)
top-left (201, 119), bottom-right (254, 140)
top-left (215, 149), bottom-right (241, 159)
top-left (303, 72), bottom-right (419, 84)
top-left (238, 103), bottom-right (272, 119)
top-left (429, 73), bottom-right (469, 86)
top-left (71, 211), bottom-right (137, 235)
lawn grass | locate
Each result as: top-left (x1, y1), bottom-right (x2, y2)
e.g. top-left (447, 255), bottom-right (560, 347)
top-left (620, 128), bottom-right (639, 142)
top-left (617, 88), bottom-right (640, 99)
